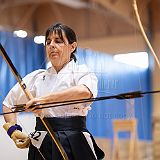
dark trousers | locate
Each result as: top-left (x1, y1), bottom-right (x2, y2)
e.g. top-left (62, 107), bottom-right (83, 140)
top-left (28, 116), bottom-right (105, 160)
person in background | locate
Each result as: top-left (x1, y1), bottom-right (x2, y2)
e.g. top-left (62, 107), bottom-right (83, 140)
top-left (3, 23), bottom-right (104, 160)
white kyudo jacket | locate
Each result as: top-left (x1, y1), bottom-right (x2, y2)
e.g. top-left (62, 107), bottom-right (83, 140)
top-left (3, 60), bottom-right (98, 117)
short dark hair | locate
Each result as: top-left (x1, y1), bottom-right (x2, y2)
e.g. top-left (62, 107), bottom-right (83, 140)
top-left (45, 23), bottom-right (77, 62)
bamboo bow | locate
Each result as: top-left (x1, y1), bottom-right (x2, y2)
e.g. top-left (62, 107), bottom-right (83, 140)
top-left (133, 0), bottom-right (160, 69)
top-left (0, 43), bottom-right (68, 160)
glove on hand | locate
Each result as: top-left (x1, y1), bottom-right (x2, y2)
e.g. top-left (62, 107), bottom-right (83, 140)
top-left (3, 122), bottom-right (30, 149)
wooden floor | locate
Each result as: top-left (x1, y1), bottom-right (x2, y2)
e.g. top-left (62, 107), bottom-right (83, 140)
top-left (95, 138), bottom-right (153, 160)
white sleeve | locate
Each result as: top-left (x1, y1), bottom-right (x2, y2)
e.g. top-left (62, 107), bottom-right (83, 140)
top-left (3, 69), bottom-right (45, 108)
top-left (74, 64), bottom-right (98, 98)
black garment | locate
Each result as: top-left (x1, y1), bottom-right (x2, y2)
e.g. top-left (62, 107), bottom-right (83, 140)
top-left (28, 116), bottom-right (105, 160)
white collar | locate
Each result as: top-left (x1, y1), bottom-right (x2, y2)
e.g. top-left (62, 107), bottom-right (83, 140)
top-left (47, 60), bottom-right (76, 74)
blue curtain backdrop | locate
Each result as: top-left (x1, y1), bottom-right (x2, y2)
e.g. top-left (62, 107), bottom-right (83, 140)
top-left (76, 48), bottom-right (152, 140)
top-left (0, 32), bottom-right (152, 140)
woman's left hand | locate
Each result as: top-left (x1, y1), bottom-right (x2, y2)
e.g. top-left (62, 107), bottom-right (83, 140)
top-left (25, 98), bottom-right (42, 115)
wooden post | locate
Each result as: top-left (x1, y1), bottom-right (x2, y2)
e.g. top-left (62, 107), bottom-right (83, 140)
top-left (112, 119), bottom-right (137, 160)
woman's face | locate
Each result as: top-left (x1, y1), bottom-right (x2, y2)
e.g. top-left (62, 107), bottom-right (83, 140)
top-left (45, 31), bottom-right (77, 71)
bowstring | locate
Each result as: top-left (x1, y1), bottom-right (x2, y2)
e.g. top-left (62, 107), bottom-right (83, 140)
top-left (0, 41), bottom-right (49, 160)
top-left (18, 50), bottom-right (49, 160)
top-left (2, 103), bottom-right (47, 160)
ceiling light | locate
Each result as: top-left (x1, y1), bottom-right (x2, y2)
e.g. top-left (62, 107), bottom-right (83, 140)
top-left (54, 0), bottom-right (88, 9)
top-left (13, 30), bottom-right (27, 38)
top-left (34, 36), bottom-right (45, 44)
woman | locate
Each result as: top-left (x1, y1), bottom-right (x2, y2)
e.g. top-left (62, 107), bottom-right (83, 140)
top-left (3, 23), bottom-right (104, 160)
